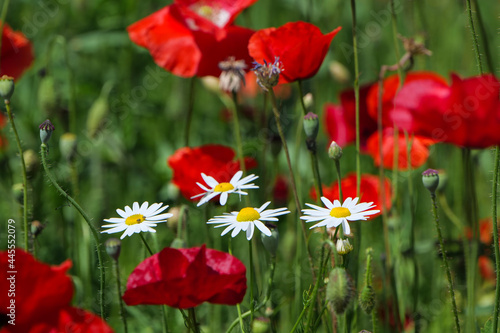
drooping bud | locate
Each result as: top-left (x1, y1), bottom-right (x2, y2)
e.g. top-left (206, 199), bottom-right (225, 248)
top-left (399, 34), bottom-right (432, 57)
top-left (219, 57), bottom-right (247, 93)
top-left (31, 220), bottom-right (45, 238)
top-left (359, 285), bottom-right (376, 313)
top-left (328, 141), bottom-right (343, 161)
top-left (0, 75), bottom-right (15, 100)
top-left (261, 223), bottom-right (279, 257)
top-left (39, 119), bottom-right (55, 144)
top-left (336, 238), bottom-right (353, 255)
top-left (326, 267), bottom-right (354, 314)
top-left (252, 57), bottom-right (284, 92)
top-left (105, 238), bottom-right (122, 261)
top-left (422, 169), bottom-right (439, 194)
top-left (303, 112), bottom-right (319, 141)
top-left (59, 133), bottom-right (78, 161)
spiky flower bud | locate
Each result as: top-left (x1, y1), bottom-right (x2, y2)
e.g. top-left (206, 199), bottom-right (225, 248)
top-left (336, 238), bottom-right (353, 255)
top-left (326, 267), bottom-right (354, 314)
top-left (261, 223), bottom-right (279, 257)
top-left (0, 75), bottom-right (15, 100)
top-left (422, 169), bottom-right (439, 194)
top-left (359, 285), bottom-right (376, 313)
top-left (219, 57), bottom-right (247, 93)
top-left (252, 57), bottom-right (284, 92)
top-left (328, 141), bottom-right (343, 161)
top-left (105, 238), bottom-right (121, 261)
top-left (39, 119), bottom-right (55, 144)
top-left (303, 112), bottom-right (319, 141)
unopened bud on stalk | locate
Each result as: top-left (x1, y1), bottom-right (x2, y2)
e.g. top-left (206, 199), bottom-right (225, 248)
top-left (105, 238), bottom-right (122, 261)
top-left (23, 149), bottom-right (39, 177)
top-left (422, 169), bottom-right (439, 194)
top-left (12, 183), bottom-right (24, 204)
top-left (261, 223), bottom-right (279, 257)
top-left (59, 133), bottom-right (77, 161)
top-left (0, 75), bottom-right (15, 100)
top-left (251, 317), bottom-right (270, 333)
top-left (31, 220), bottom-right (45, 238)
top-left (328, 141), bottom-right (343, 161)
top-left (336, 238), bottom-right (353, 255)
top-left (359, 285), bottom-right (376, 313)
top-left (326, 267), bottom-right (354, 314)
top-left (303, 112), bottom-right (319, 141)
top-left (39, 119), bottom-right (55, 144)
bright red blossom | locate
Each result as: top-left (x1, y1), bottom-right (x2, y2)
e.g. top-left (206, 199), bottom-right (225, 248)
top-left (168, 144), bottom-right (257, 201)
top-left (388, 73), bottom-right (500, 148)
top-left (248, 21), bottom-right (341, 83)
top-left (123, 245), bottom-right (247, 309)
top-left (324, 84), bottom-right (377, 148)
top-left (0, 22), bottom-right (34, 80)
top-left (128, 0), bottom-right (257, 78)
top-left (0, 250), bottom-right (112, 333)
top-left (366, 129), bottom-right (435, 170)
top-left (310, 173), bottom-right (392, 217)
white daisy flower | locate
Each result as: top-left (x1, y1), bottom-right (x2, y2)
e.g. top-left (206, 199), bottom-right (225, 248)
top-left (300, 197), bottom-right (380, 235)
top-left (191, 170), bottom-right (259, 207)
top-left (101, 202), bottom-right (173, 239)
top-left (207, 201), bottom-right (290, 240)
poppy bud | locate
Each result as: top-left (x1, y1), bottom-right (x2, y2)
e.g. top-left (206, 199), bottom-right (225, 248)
top-left (252, 57), bottom-right (284, 92)
top-left (336, 238), bottom-right (353, 255)
top-left (59, 133), bottom-right (77, 161)
top-left (12, 183), bottom-right (24, 204)
top-left (31, 220), bottom-right (45, 238)
top-left (326, 267), bottom-right (354, 314)
top-left (261, 224), bottom-right (279, 257)
top-left (87, 82), bottom-right (112, 139)
top-left (170, 238), bottom-right (187, 249)
top-left (252, 317), bottom-right (270, 333)
top-left (39, 119), bottom-right (55, 144)
top-left (105, 238), bottom-right (121, 261)
top-left (328, 141), bottom-right (343, 161)
top-left (436, 169), bottom-right (447, 192)
top-left (359, 285), bottom-right (376, 313)
top-left (37, 75), bottom-right (61, 116)
top-left (0, 75), bottom-right (15, 100)
top-left (422, 169), bottom-right (439, 194)
top-left (303, 112), bottom-right (319, 141)
top-left (23, 149), bottom-right (39, 178)
top-left (303, 93), bottom-right (314, 111)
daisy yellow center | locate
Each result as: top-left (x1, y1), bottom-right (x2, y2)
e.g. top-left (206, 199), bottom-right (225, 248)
top-left (330, 207), bottom-right (351, 218)
top-left (125, 214), bottom-right (145, 226)
top-left (214, 182), bottom-right (234, 192)
top-left (236, 207), bottom-right (260, 222)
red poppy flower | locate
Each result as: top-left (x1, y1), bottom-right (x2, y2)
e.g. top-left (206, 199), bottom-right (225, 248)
top-left (324, 84), bottom-right (377, 148)
top-left (1, 22), bottom-right (34, 80)
top-left (168, 144), bottom-right (257, 201)
top-left (128, 0), bottom-right (257, 78)
top-left (122, 245), bottom-right (247, 309)
top-left (310, 172), bottom-right (392, 217)
top-left (0, 249), bottom-right (112, 333)
top-left (366, 71), bottom-right (448, 127)
top-left (365, 129), bottom-right (435, 170)
top-left (388, 73), bottom-right (500, 148)
top-left (478, 255), bottom-right (495, 282)
top-left (248, 21), bottom-right (342, 83)
top-left (272, 175), bottom-right (289, 205)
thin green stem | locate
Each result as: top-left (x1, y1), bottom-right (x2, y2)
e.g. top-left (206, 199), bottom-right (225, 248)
top-left (491, 147), bottom-right (500, 332)
top-left (350, 0), bottom-right (361, 196)
top-left (230, 91), bottom-right (246, 175)
top-left (305, 246), bottom-right (328, 332)
top-left (290, 294), bottom-right (312, 333)
top-left (5, 100), bottom-right (29, 252)
top-left (184, 78), bottom-right (196, 146)
top-left (334, 160), bottom-right (343, 202)
top-left (40, 143), bottom-right (105, 317)
top-left (188, 308), bottom-right (201, 333)
top-left (390, 0), bottom-right (404, 85)
top-left (161, 306), bottom-right (169, 333)
top-left (114, 261), bottom-right (128, 333)
top-left (249, 240), bottom-right (255, 323)
top-left (465, 0), bottom-right (484, 75)
top-left (430, 192), bottom-right (460, 332)
top-left (139, 233), bottom-right (154, 256)
top-left (235, 303), bottom-right (245, 333)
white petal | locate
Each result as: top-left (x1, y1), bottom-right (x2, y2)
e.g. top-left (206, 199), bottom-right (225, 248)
top-left (246, 223), bottom-right (255, 240)
top-left (220, 224), bottom-right (236, 236)
top-left (124, 206), bottom-right (133, 214)
top-left (257, 201), bottom-right (271, 212)
top-left (254, 220), bottom-right (272, 236)
top-left (231, 224), bottom-right (243, 238)
top-left (201, 173), bottom-right (218, 188)
top-left (147, 213), bottom-right (173, 221)
top-left (219, 192), bottom-right (229, 205)
top-left (139, 201), bottom-right (150, 214)
top-left (132, 202), bottom-right (140, 212)
top-left (103, 218), bottom-right (124, 223)
top-left (321, 197), bottom-right (334, 209)
top-left (116, 209), bottom-right (127, 218)
top-left (197, 192), bottom-right (219, 206)
top-left (342, 220), bottom-right (351, 235)
top-left (230, 170), bottom-right (243, 184)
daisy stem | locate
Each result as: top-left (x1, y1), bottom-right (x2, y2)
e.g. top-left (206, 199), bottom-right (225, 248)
top-left (40, 143), bottom-right (105, 318)
top-left (429, 191), bottom-right (461, 332)
top-left (231, 91), bottom-right (247, 175)
top-left (113, 260), bottom-right (128, 333)
top-left (184, 77), bottom-right (196, 147)
top-left (305, 245), bottom-right (328, 332)
top-left (334, 160), bottom-right (343, 202)
top-left (491, 146), bottom-right (500, 332)
top-left (249, 240), bottom-right (255, 323)
top-left (139, 233), bottom-right (154, 256)
top-left (5, 100), bottom-right (29, 253)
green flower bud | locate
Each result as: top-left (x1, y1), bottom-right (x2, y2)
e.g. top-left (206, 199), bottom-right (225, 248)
top-left (87, 82), bottom-right (112, 138)
top-left (59, 133), bottom-right (78, 161)
top-left (31, 220), bottom-right (45, 238)
top-left (37, 75), bottom-right (61, 116)
top-left (326, 267), bottom-right (354, 314)
top-left (23, 149), bottom-right (39, 178)
top-left (251, 317), bottom-right (270, 333)
top-left (422, 169), bottom-right (439, 194)
top-left (436, 169), bottom-right (447, 192)
top-left (0, 75), bottom-right (15, 100)
top-left (359, 285), bottom-right (376, 313)
top-left (336, 238), bottom-right (353, 255)
top-left (39, 119), bottom-right (55, 144)
top-left (12, 183), bottom-right (24, 204)
top-left (170, 238), bottom-right (187, 249)
top-left (328, 141), bottom-right (343, 161)
top-left (261, 224), bottom-right (279, 257)
top-left (105, 238), bottom-right (121, 261)
top-left (303, 112), bottom-right (319, 141)
top-left (303, 93), bottom-right (314, 111)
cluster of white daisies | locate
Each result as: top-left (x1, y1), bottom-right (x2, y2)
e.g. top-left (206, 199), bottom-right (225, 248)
top-left (101, 170), bottom-right (379, 240)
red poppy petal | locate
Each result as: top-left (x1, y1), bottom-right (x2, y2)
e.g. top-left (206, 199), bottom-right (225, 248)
top-left (1, 23), bottom-right (34, 80)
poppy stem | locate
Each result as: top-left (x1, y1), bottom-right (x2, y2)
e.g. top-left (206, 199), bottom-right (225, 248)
top-left (428, 191), bottom-right (461, 332)
top-left (184, 77), bottom-right (196, 147)
top-left (491, 147), bottom-right (500, 332)
top-left (113, 260), bottom-right (129, 333)
top-left (139, 233), bottom-right (154, 256)
top-left (40, 143), bottom-right (106, 318)
top-left (334, 160), bottom-right (343, 203)
top-left (465, 0), bottom-right (484, 75)
top-left (188, 308), bottom-right (201, 333)
top-left (5, 100), bottom-right (29, 253)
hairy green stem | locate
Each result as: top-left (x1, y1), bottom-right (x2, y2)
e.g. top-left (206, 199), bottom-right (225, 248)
top-left (188, 308), bottom-right (201, 333)
top-left (334, 160), bottom-right (343, 202)
top-left (350, 0), bottom-right (361, 196)
top-left (139, 233), bottom-right (154, 256)
top-left (465, 0), bottom-right (484, 74)
top-left (249, 240), bottom-right (255, 323)
top-left (491, 147), bottom-right (500, 332)
top-left (113, 260), bottom-right (128, 333)
top-left (5, 101), bottom-right (29, 252)
top-left (429, 192), bottom-right (460, 332)
top-left (184, 78), bottom-right (196, 147)
top-left (40, 143), bottom-right (105, 317)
